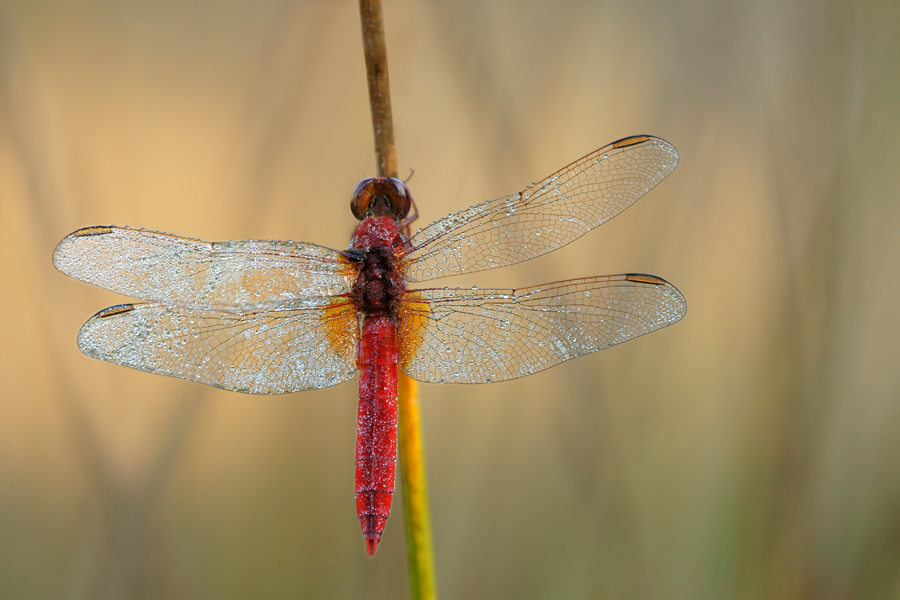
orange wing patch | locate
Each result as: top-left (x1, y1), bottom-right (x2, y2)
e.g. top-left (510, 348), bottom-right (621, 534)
top-left (319, 299), bottom-right (360, 358)
top-left (396, 292), bottom-right (433, 370)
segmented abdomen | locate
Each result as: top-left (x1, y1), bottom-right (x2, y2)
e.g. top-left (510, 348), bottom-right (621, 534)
top-left (355, 313), bottom-right (398, 556)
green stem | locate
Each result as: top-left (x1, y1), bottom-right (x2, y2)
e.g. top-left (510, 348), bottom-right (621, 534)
top-left (398, 375), bottom-right (438, 599)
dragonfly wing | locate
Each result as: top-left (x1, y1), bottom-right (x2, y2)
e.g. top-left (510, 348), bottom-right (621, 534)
top-left (76, 298), bottom-right (359, 394)
top-left (53, 226), bottom-right (356, 307)
top-left (400, 136), bottom-right (678, 282)
top-left (398, 274), bottom-right (686, 384)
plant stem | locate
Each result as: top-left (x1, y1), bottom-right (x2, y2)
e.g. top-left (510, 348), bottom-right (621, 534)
top-left (358, 0), bottom-right (397, 179)
top-left (398, 374), bottom-right (437, 600)
top-left (358, 2), bottom-right (437, 598)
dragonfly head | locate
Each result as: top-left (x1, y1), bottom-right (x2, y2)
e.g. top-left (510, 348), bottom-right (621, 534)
top-left (351, 177), bottom-right (412, 222)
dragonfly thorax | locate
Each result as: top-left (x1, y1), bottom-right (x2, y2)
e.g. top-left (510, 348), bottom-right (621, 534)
top-left (350, 217), bottom-right (406, 318)
top-left (350, 216), bottom-right (404, 251)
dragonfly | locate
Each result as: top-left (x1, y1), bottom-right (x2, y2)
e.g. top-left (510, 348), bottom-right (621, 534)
top-left (53, 134), bottom-right (686, 556)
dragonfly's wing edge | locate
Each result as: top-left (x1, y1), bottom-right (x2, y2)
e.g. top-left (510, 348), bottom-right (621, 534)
top-left (77, 300), bottom-right (360, 394)
top-left (401, 135), bottom-right (679, 282)
top-left (398, 273), bottom-right (686, 384)
top-left (53, 225), bottom-right (356, 307)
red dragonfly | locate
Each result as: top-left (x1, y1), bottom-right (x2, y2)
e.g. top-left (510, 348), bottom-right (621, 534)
top-left (53, 134), bottom-right (685, 556)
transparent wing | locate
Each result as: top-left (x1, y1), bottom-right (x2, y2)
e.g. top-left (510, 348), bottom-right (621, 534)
top-left (76, 298), bottom-right (360, 394)
top-left (400, 136), bottom-right (678, 282)
top-left (398, 274), bottom-right (686, 384)
top-left (53, 226), bottom-right (356, 307)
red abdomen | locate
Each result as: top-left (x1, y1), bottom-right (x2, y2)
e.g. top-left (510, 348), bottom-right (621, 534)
top-left (355, 313), bottom-right (398, 557)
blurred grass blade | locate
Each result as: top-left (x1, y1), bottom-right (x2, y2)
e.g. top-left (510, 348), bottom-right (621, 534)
top-left (398, 374), bottom-right (437, 600)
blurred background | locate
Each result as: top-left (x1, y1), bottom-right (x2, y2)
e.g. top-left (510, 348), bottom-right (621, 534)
top-left (1, 0), bottom-right (899, 598)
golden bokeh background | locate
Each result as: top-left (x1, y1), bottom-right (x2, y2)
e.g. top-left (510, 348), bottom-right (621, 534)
top-left (2, 1), bottom-right (899, 598)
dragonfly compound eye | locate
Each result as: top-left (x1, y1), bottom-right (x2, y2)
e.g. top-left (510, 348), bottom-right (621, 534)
top-left (350, 177), bottom-right (411, 221)
top-left (387, 178), bottom-right (412, 220)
